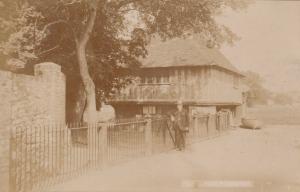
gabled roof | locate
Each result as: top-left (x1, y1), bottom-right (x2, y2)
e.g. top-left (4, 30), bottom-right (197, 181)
top-left (141, 37), bottom-right (243, 76)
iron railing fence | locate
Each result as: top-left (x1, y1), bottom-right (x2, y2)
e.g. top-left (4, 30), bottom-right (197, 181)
top-left (12, 123), bottom-right (87, 192)
top-left (9, 112), bottom-right (231, 192)
top-left (151, 117), bottom-right (175, 154)
top-left (107, 119), bottom-right (148, 165)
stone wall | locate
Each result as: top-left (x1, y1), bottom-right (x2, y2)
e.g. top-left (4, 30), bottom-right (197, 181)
top-left (0, 71), bottom-right (13, 192)
top-left (11, 63), bottom-right (66, 126)
top-left (0, 62), bottom-right (65, 192)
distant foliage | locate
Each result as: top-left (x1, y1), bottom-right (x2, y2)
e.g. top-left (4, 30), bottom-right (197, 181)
top-left (243, 71), bottom-right (295, 106)
top-left (243, 70), bottom-right (272, 106)
top-left (273, 93), bottom-right (293, 106)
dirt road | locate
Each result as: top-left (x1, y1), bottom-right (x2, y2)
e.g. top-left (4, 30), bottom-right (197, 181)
top-left (49, 126), bottom-right (300, 192)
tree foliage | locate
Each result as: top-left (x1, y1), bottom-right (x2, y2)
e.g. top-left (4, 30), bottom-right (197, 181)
top-left (0, 0), bottom-right (252, 122)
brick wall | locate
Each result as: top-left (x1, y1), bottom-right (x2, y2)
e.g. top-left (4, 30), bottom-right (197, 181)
top-left (0, 62), bottom-right (65, 192)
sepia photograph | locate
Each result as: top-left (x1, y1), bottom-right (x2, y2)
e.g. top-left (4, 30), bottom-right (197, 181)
top-left (0, 0), bottom-right (300, 191)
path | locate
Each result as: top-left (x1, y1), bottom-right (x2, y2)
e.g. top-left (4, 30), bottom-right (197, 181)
top-left (49, 125), bottom-right (300, 192)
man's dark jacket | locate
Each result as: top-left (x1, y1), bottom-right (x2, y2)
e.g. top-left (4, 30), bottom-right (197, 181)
top-left (174, 109), bottom-right (189, 131)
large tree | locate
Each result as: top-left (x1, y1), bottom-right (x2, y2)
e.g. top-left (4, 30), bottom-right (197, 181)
top-left (0, 0), bottom-right (251, 123)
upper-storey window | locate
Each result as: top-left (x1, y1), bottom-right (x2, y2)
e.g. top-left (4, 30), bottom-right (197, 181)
top-left (140, 73), bottom-right (170, 85)
top-left (159, 75), bottom-right (170, 84)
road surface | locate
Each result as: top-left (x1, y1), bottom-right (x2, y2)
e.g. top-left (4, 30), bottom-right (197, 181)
top-left (49, 125), bottom-right (300, 192)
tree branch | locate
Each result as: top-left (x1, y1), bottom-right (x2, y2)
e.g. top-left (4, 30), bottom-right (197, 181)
top-left (62, 0), bottom-right (81, 6)
top-left (42, 20), bottom-right (67, 32)
top-left (118, 7), bottom-right (136, 14)
top-left (42, 19), bottom-right (78, 42)
top-left (37, 45), bottom-right (60, 56)
top-left (78, 0), bottom-right (99, 46)
top-left (115, 0), bottom-right (141, 10)
top-left (33, 18), bottom-right (38, 50)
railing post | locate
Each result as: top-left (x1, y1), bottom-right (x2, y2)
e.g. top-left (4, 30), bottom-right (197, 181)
top-left (145, 119), bottom-right (152, 156)
top-left (9, 127), bottom-right (16, 192)
top-left (88, 123), bottom-right (97, 165)
top-left (98, 123), bottom-right (108, 168)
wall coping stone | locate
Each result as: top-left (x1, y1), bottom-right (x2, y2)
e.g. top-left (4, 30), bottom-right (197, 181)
top-left (34, 62), bottom-right (62, 77)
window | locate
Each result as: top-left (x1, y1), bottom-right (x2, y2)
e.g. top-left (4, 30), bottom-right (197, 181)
top-left (143, 106), bottom-right (156, 115)
top-left (140, 73), bottom-right (170, 85)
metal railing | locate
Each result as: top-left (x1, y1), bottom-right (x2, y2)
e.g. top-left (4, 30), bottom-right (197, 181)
top-left (9, 112), bottom-right (231, 192)
top-left (151, 117), bottom-right (175, 154)
top-left (107, 119), bottom-right (148, 164)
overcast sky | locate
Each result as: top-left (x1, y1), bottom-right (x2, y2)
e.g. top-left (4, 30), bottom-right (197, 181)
top-left (219, 0), bottom-right (300, 93)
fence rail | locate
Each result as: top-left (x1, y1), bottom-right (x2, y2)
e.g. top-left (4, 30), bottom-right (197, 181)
top-left (9, 112), bottom-right (230, 192)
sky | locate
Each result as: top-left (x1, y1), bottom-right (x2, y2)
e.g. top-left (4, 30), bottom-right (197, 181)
top-left (219, 0), bottom-right (300, 93)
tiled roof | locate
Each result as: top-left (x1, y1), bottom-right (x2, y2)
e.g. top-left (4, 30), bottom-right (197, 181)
top-left (141, 37), bottom-right (242, 75)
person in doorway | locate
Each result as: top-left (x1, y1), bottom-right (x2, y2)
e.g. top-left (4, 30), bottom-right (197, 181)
top-left (173, 100), bottom-right (189, 150)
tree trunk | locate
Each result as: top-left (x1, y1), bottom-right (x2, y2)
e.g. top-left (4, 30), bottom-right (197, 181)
top-left (76, 0), bottom-right (99, 123)
top-left (66, 78), bottom-right (86, 123)
top-left (76, 45), bottom-right (97, 123)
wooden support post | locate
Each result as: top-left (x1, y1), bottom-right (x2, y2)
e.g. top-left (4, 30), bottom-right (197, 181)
top-left (194, 116), bottom-right (199, 138)
top-left (216, 114), bottom-right (220, 136)
top-left (227, 113), bottom-right (230, 130)
top-left (206, 115), bottom-right (210, 138)
top-left (235, 105), bottom-right (243, 126)
top-left (145, 119), bottom-right (152, 156)
top-left (163, 121), bottom-right (167, 145)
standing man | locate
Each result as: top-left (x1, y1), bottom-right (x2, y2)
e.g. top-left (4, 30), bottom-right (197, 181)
top-left (173, 100), bottom-right (189, 150)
